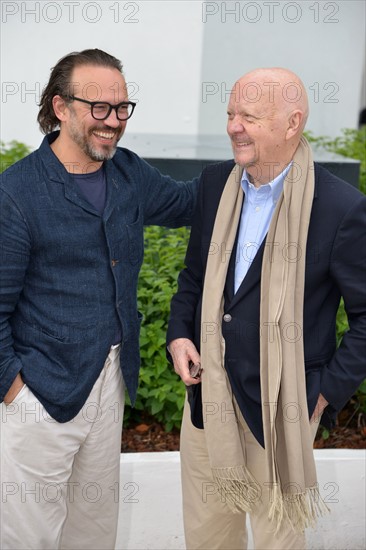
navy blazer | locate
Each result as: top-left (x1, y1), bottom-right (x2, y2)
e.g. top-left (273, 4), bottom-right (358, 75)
top-left (167, 160), bottom-right (366, 446)
top-left (0, 132), bottom-right (198, 421)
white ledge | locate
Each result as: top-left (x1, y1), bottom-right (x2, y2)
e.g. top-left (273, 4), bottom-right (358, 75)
top-left (117, 450), bottom-right (366, 550)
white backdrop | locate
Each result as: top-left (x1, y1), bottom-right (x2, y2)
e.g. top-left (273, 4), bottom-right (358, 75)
top-left (1, 1), bottom-right (365, 152)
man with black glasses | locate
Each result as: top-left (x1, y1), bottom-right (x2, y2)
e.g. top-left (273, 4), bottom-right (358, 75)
top-left (0, 49), bottom-right (197, 549)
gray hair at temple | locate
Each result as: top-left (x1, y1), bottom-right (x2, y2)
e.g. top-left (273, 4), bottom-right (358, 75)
top-left (37, 49), bottom-right (123, 134)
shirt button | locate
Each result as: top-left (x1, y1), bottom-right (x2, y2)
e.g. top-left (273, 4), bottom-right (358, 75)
top-left (255, 206), bottom-right (261, 212)
top-left (223, 314), bottom-right (232, 322)
top-left (111, 259), bottom-right (118, 267)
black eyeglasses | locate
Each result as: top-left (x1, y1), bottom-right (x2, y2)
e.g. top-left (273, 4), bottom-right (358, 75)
top-left (66, 96), bottom-right (136, 121)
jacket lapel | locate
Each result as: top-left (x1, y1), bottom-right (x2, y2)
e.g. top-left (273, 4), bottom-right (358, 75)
top-left (225, 237), bottom-right (266, 310)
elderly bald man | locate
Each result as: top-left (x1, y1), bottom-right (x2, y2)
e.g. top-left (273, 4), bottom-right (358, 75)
top-left (167, 68), bottom-right (366, 550)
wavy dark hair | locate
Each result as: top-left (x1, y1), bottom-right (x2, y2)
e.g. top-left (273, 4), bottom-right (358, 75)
top-left (37, 49), bottom-right (123, 134)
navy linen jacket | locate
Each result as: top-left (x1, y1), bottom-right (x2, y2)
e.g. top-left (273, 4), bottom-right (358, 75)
top-left (0, 132), bottom-right (197, 422)
top-left (167, 160), bottom-right (366, 447)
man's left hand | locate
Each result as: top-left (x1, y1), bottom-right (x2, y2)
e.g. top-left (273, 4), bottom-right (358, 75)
top-left (310, 393), bottom-right (329, 424)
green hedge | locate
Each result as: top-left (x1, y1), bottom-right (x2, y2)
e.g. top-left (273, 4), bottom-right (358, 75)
top-left (0, 141), bottom-right (32, 172)
top-left (124, 226), bottom-right (190, 430)
top-left (305, 127), bottom-right (366, 194)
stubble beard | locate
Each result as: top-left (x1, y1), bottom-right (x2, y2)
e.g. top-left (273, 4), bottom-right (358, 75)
top-left (69, 114), bottom-right (121, 162)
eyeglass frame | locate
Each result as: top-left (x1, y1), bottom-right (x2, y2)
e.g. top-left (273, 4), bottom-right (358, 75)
top-left (65, 95), bottom-right (136, 121)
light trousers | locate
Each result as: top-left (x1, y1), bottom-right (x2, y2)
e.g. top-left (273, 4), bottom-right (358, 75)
top-left (0, 345), bottom-right (124, 550)
top-left (180, 398), bottom-right (319, 550)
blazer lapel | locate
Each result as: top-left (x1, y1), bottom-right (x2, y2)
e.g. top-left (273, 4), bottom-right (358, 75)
top-left (225, 237), bottom-right (266, 310)
top-left (224, 229), bottom-right (239, 304)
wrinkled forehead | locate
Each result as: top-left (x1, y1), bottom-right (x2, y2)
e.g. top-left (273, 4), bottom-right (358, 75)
top-left (67, 65), bottom-right (127, 102)
top-left (228, 76), bottom-right (303, 111)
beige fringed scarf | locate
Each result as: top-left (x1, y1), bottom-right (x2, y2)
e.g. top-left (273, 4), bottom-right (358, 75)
top-left (200, 137), bottom-right (329, 532)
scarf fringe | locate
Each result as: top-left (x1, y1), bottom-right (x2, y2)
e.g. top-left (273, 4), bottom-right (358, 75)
top-left (212, 466), bottom-right (261, 514)
top-left (269, 484), bottom-right (330, 534)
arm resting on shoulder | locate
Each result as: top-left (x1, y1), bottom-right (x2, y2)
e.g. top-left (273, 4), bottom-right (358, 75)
top-left (138, 157), bottom-right (199, 227)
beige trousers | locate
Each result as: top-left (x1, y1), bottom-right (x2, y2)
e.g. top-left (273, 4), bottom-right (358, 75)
top-left (0, 345), bottom-right (124, 550)
top-left (180, 398), bottom-right (319, 550)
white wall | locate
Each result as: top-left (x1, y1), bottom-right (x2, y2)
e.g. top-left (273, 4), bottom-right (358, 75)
top-left (198, 0), bottom-right (366, 138)
top-left (1, 1), bottom-right (365, 152)
top-left (0, 1), bottom-right (204, 149)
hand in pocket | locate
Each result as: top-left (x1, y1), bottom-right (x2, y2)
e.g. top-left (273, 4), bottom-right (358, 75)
top-left (4, 373), bottom-right (24, 405)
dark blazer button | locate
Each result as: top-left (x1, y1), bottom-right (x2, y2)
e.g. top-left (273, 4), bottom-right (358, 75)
top-left (223, 314), bottom-right (232, 322)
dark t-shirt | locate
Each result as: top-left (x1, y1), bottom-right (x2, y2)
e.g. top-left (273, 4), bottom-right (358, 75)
top-left (73, 165), bottom-right (121, 344)
top-left (73, 165), bottom-right (106, 214)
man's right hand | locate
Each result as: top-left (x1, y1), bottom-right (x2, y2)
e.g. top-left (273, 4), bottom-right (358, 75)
top-left (168, 338), bottom-right (201, 386)
top-left (3, 373), bottom-right (24, 405)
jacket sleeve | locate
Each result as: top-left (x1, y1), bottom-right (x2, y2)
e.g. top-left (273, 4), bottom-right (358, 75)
top-left (0, 188), bottom-right (31, 400)
top-left (138, 156), bottom-right (199, 227)
top-left (166, 173), bottom-right (205, 345)
top-left (320, 195), bottom-right (366, 411)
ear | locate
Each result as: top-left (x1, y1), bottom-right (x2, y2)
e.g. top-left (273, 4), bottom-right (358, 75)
top-left (52, 95), bottom-right (69, 123)
top-left (286, 110), bottom-right (303, 140)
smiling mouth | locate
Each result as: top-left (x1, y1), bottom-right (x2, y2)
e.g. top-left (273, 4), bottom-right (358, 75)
top-left (233, 140), bottom-right (253, 147)
top-left (92, 130), bottom-right (118, 142)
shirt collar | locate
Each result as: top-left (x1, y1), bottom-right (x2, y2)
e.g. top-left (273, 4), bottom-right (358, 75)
top-left (241, 162), bottom-right (293, 205)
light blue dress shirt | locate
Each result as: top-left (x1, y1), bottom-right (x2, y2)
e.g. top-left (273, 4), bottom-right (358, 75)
top-left (234, 163), bottom-right (292, 293)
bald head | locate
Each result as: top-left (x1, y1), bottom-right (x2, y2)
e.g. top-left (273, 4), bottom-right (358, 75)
top-left (234, 68), bottom-right (309, 130)
top-left (227, 68), bottom-right (309, 185)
